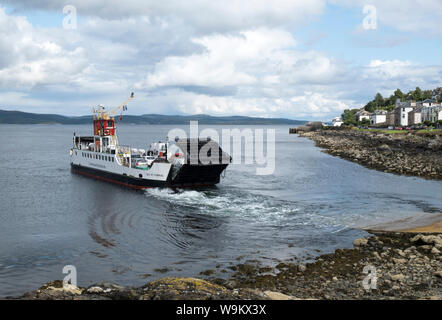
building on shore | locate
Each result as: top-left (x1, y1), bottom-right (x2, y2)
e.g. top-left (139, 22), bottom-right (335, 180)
top-left (329, 96), bottom-right (441, 129)
top-left (394, 99), bottom-right (416, 126)
top-left (370, 110), bottom-right (387, 125)
top-left (422, 99), bottom-right (437, 107)
top-left (332, 117), bottom-right (343, 127)
top-left (355, 110), bottom-right (371, 122)
top-left (421, 104), bottom-right (442, 123)
top-left (386, 110), bottom-right (395, 127)
top-left (408, 107), bottom-right (423, 126)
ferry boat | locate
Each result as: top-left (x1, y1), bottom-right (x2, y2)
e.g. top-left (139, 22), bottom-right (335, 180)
top-left (70, 94), bottom-right (230, 189)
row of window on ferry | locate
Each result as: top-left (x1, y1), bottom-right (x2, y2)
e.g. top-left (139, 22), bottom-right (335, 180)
top-left (81, 152), bottom-right (114, 162)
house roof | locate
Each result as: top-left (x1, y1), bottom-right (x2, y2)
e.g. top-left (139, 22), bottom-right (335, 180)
top-left (410, 106), bottom-right (424, 113)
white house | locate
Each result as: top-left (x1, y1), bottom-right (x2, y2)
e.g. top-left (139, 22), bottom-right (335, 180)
top-left (421, 105), bottom-right (442, 123)
top-left (422, 99), bottom-right (437, 107)
top-left (355, 110), bottom-right (371, 122)
top-left (408, 107), bottom-right (423, 126)
top-left (370, 110), bottom-right (387, 125)
top-left (394, 99), bottom-right (415, 126)
top-left (332, 117), bottom-right (343, 127)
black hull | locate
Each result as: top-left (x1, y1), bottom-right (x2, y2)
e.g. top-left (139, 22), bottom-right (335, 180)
top-left (71, 163), bottom-right (227, 189)
top-left (171, 163), bottom-right (228, 186)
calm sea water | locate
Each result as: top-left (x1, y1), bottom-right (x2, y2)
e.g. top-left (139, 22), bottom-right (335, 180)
top-left (0, 124), bottom-right (441, 297)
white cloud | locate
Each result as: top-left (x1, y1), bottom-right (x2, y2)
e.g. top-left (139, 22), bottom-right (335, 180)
top-left (0, 8), bottom-right (88, 88)
top-left (331, 0), bottom-right (442, 35)
top-left (146, 90), bottom-right (354, 120)
top-left (363, 59), bottom-right (442, 95)
top-left (366, 60), bottom-right (414, 78)
top-left (290, 92), bottom-right (351, 115)
top-left (133, 28), bottom-right (352, 119)
top-left (139, 29), bottom-right (297, 88)
top-left (139, 28), bottom-right (342, 91)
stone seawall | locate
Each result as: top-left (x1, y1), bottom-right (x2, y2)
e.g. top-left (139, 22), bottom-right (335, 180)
top-left (299, 130), bottom-right (442, 180)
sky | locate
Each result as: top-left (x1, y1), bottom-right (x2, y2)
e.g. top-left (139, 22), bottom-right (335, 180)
top-left (0, 0), bottom-right (441, 121)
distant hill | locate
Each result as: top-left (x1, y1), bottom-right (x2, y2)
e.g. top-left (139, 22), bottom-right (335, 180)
top-left (0, 110), bottom-right (306, 125)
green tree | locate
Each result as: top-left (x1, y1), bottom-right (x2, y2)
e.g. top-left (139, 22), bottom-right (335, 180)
top-left (358, 118), bottom-right (370, 126)
top-left (386, 95), bottom-right (396, 106)
top-left (393, 89), bottom-right (404, 101)
top-left (374, 93), bottom-right (384, 108)
top-left (413, 87), bottom-right (423, 101)
top-left (341, 109), bottom-right (359, 126)
top-left (385, 105), bottom-right (395, 112)
top-left (423, 90), bottom-right (432, 100)
top-left (364, 101), bottom-right (375, 113)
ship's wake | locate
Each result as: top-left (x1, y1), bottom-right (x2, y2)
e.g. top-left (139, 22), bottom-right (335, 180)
top-left (144, 187), bottom-right (351, 232)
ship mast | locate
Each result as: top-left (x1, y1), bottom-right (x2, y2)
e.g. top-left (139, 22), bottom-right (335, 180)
top-left (92, 92), bottom-right (134, 121)
top-left (91, 93), bottom-right (135, 146)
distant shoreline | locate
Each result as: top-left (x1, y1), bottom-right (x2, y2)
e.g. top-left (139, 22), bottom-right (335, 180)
top-left (0, 109), bottom-right (307, 125)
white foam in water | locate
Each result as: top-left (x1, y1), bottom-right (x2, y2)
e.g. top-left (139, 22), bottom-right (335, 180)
top-left (145, 188), bottom-right (325, 226)
top-left (145, 188), bottom-right (376, 232)
top-left (146, 188), bottom-right (210, 206)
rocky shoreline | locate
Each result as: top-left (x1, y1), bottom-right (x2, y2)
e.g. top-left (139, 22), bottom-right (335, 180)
top-left (298, 129), bottom-right (442, 180)
top-left (6, 231), bottom-right (441, 300)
